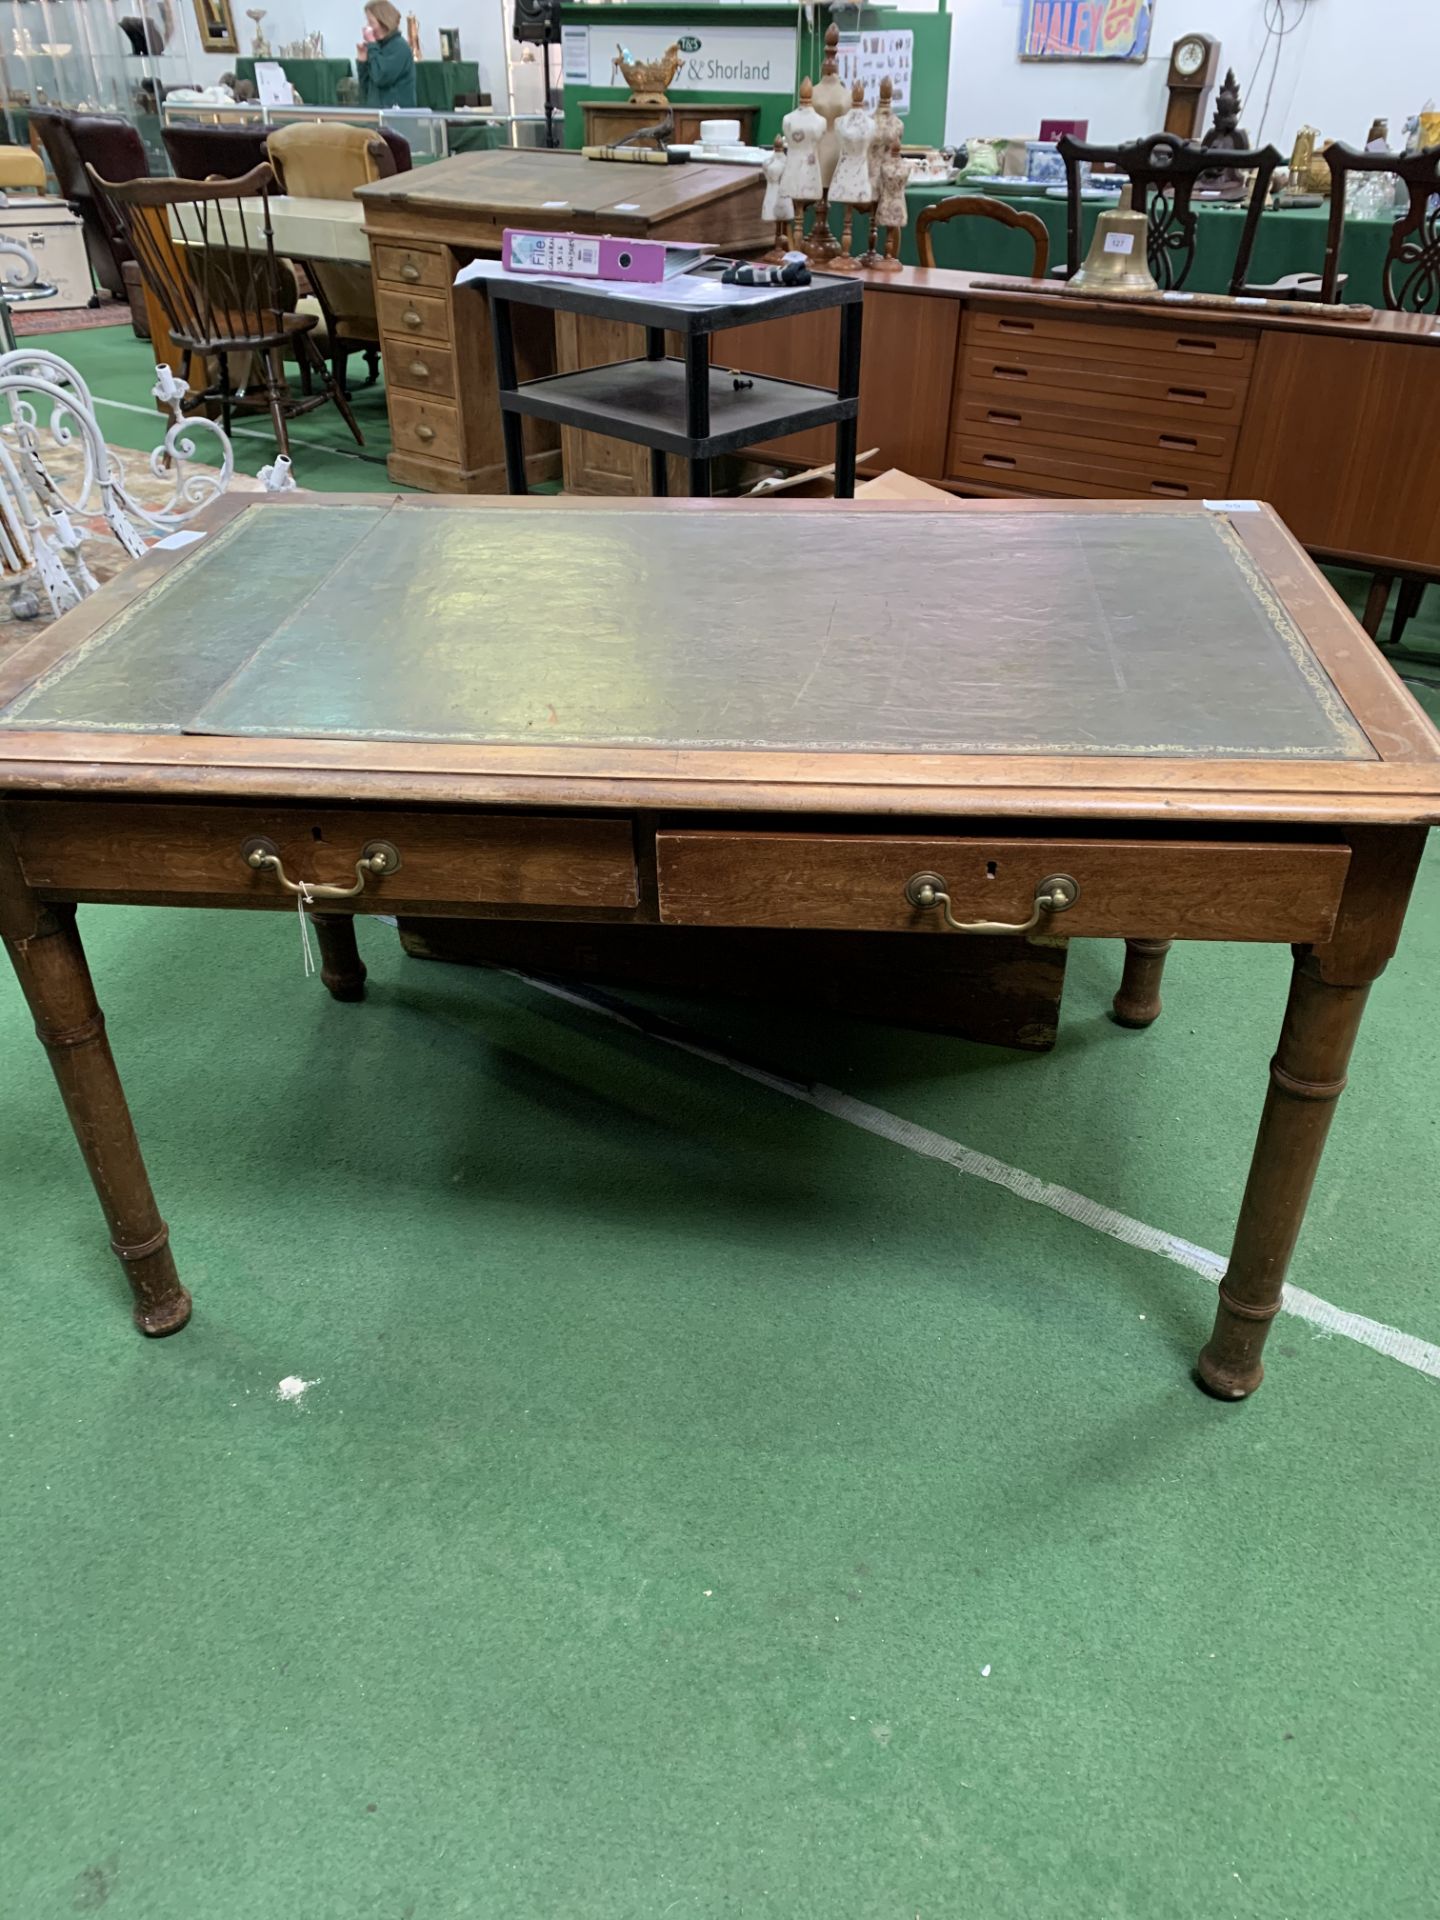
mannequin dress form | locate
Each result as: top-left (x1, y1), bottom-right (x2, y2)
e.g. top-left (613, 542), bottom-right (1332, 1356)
top-left (828, 79), bottom-right (877, 270)
top-left (808, 21), bottom-right (849, 263)
top-left (861, 75), bottom-right (903, 267)
top-left (760, 136), bottom-right (795, 263)
top-left (780, 76), bottom-right (825, 251)
top-left (873, 125), bottom-right (909, 271)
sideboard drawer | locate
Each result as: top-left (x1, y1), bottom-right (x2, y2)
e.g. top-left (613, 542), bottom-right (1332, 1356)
top-left (954, 392), bottom-right (1237, 467)
top-left (655, 832), bottom-right (1350, 943)
top-left (960, 344), bottom-right (1251, 424)
top-left (11, 803), bottom-right (639, 911)
top-left (377, 287), bottom-right (450, 345)
top-left (948, 432), bottom-right (1227, 499)
top-left (968, 303), bottom-right (1258, 368)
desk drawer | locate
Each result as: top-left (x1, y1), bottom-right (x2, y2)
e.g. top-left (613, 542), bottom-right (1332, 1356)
top-left (11, 803), bottom-right (639, 911)
top-left (377, 286), bottom-right (450, 346)
top-left (372, 241), bottom-right (449, 292)
top-left (382, 336), bottom-right (457, 400)
top-left (389, 391), bottom-right (461, 464)
top-left (656, 832), bottom-right (1349, 943)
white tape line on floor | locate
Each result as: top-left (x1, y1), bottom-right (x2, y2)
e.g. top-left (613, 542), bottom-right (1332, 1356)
top-left (520, 974), bottom-right (1440, 1386)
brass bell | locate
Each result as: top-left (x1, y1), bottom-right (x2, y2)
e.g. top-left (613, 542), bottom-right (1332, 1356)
top-left (1069, 185), bottom-right (1159, 294)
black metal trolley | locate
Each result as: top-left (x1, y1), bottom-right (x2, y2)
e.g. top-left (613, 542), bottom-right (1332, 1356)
top-left (478, 265), bottom-right (864, 498)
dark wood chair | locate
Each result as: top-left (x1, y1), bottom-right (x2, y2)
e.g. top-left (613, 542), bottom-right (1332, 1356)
top-left (915, 195), bottom-right (1050, 277)
top-left (1316, 141), bottom-right (1440, 309)
top-left (1056, 132), bottom-right (1283, 292)
top-left (87, 162), bottom-right (362, 458)
top-left (1312, 143), bottom-right (1440, 655)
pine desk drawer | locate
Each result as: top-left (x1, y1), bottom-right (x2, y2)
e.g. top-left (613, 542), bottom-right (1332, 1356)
top-left (377, 287), bottom-right (450, 345)
top-left (655, 832), bottom-right (1350, 943)
top-left (372, 242), bottom-right (449, 292)
top-left (11, 804), bottom-right (639, 912)
top-left (388, 392), bottom-right (461, 464)
top-left (381, 336), bottom-right (457, 400)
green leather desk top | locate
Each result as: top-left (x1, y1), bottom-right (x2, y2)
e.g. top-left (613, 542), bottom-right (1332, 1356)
top-left (0, 500), bottom-right (1375, 762)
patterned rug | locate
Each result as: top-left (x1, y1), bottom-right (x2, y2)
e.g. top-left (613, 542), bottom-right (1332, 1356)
top-left (11, 298), bottom-right (133, 337)
top-left (0, 437), bottom-right (231, 666)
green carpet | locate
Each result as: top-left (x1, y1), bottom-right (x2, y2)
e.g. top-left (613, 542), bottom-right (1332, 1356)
top-left (46, 323), bottom-right (401, 495)
top-left (2, 328), bottom-right (1439, 1919)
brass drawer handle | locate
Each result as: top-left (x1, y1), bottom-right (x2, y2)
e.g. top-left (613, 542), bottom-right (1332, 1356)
top-left (400, 261), bottom-right (421, 282)
top-left (414, 423), bottom-right (436, 443)
top-left (402, 308), bottom-right (423, 328)
top-left (408, 359), bottom-right (431, 380)
top-left (243, 836), bottom-right (400, 900)
top-left (904, 869), bottom-right (1079, 935)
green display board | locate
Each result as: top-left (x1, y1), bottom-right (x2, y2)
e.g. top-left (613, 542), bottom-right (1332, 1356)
top-left (235, 57), bottom-right (354, 106)
top-left (560, 2), bottom-right (950, 154)
top-left (414, 61), bottom-right (482, 112)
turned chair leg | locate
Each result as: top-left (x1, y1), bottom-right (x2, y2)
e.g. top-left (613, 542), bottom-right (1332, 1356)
top-left (1112, 937), bottom-right (1173, 1028)
top-left (1, 843), bottom-right (190, 1334)
top-left (1197, 827), bottom-right (1425, 1399)
top-left (313, 913), bottom-right (367, 1002)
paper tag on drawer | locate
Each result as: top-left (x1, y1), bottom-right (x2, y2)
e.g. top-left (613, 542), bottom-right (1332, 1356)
top-left (1203, 499), bottom-right (1261, 512)
top-left (1103, 231), bottom-right (1135, 255)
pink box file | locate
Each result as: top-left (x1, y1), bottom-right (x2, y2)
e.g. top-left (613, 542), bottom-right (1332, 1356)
top-left (501, 229), bottom-right (702, 283)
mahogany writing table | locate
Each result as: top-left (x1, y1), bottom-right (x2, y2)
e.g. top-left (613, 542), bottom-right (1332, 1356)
top-left (2, 495), bottom-right (1438, 1398)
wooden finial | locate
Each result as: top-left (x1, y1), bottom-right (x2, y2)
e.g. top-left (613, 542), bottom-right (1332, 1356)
top-left (799, 75), bottom-right (814, 104)
top-left (773, 133), bottom-right (784, 150)
top-left (822, 20), bottom-right (840, 71)
top-left (851, 80), bottom-right (865, 107)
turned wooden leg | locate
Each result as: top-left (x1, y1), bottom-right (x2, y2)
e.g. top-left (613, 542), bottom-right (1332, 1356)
top-left (1112, 937), bottom-right (1173, 1028)
top-left (0, 835), bottom-right (190, 1335)
top-left (1197, 828), bottom-right (1426, 1399)
top-left (313, 913), bottom-right (367, 1002)
top-left (1361, 571), bottom-right (1394, 638)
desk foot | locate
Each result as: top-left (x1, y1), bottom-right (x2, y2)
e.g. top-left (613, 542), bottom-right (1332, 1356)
top-left (1, 849), bottom-right (190, 1336)
top-left (1196, 828), bottom-right (1425, 1399)
top-left (314, 914), bottom-right (367, 1002)
top-left (1197, 957), bottom-right (1367, 1398)
top-left (1112, 938), bottom-right (1172, 1028)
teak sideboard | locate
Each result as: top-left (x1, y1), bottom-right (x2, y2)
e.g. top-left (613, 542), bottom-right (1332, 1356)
top-left (718, 268), bottom-right (1440, 585)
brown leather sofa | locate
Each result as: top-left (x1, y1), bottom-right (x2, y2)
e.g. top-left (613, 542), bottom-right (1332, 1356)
top-left (31, 110), bottom-right (152, 333)
top-left (163, 120), bottom-right (412, 182)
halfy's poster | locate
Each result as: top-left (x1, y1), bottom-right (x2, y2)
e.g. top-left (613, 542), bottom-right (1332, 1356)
top-left (1018, 0), bottom-right (1153, 62)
